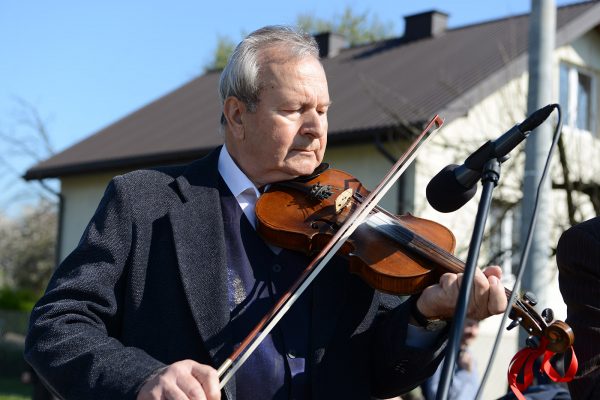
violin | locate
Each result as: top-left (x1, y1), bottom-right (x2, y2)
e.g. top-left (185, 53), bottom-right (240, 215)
top-left (255, 165), bottom-right (574, 353)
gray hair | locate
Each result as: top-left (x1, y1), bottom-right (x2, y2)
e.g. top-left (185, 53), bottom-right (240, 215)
top-left (218, 25), bottom-right (320, 126)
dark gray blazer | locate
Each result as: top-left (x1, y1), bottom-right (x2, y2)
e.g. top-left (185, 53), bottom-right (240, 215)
top-left (25, 147), bottom-right (445, 400)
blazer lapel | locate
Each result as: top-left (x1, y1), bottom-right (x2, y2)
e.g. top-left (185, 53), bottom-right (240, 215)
top-left (168, 147), bottom-right (236, 398)
top-left (169, 193), bottom-right (230, 360)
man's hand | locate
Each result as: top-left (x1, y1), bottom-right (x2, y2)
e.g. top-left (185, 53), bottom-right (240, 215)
top-left (137, 360), bottom-right (221, 400)
top-left (416, 266), bottom-right (507, 321)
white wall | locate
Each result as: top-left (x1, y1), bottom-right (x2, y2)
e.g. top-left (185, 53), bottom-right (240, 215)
top-left (59, 171), bottom-right (124, 261)
top-left (325, 142), bottom-right (401, 212)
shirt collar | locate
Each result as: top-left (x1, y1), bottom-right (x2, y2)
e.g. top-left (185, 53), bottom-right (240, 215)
top-left (218, 145), bottom-right (261, 199)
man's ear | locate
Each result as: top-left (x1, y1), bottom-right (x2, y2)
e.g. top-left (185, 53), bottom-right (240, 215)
top-left (223, 96), bottom-right (246, 140)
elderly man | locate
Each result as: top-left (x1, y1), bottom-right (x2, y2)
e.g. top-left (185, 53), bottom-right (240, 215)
top-left (25, 26), bottom-right (506, 400)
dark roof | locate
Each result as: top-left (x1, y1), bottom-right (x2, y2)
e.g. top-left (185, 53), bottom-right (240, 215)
top-left (25, 1), bottom-right (600, 180)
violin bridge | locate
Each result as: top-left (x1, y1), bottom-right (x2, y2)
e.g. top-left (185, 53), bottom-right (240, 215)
top-left (335, 188), bottom-right (353, 213)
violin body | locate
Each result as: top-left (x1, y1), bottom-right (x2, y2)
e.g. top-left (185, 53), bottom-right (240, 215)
top-left (256, 168), bottom-right (456, 295)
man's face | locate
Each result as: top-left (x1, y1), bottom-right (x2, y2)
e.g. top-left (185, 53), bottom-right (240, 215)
top-left (227, 50), bottom-right (330, 186)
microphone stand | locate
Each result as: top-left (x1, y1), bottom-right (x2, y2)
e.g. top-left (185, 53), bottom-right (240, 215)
top-left (435, 158), bottom-right (501, 400)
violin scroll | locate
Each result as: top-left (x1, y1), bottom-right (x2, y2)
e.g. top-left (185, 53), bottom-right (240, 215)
top-left (544, 320), bottom-right (574, 353)
top-left (508, 291), bottom-right (574, 353)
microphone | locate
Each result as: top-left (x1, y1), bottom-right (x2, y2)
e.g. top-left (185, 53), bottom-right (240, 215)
top-left (426, 104), bottom-right (556, 213)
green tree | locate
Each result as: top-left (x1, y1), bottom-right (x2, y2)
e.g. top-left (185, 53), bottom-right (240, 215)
top-left (296, 6), bottom-right (395, 46)
top-left (204, 35), bottom-right (236, 72)
top-left (205, 7), bottom-right (396, 72)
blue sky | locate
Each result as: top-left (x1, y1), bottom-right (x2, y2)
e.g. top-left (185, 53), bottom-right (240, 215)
top-left (0, 0), bottom-right (576, 214)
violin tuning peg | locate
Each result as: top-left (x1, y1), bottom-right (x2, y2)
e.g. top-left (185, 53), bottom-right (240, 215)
top-left (523, 291), bottom-right (538, 306)
top-left (507, 318), bottom-right (521, 331)
top-left (526, 335), bottom-right (540, 349)
top-left (541, 308), bottom-right (554, 323)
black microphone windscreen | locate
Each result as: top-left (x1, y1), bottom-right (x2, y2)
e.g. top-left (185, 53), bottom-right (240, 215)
top-left (519, 104), bottom-right (555, 132)
top-left (426, 165), bottom-right (478, 213)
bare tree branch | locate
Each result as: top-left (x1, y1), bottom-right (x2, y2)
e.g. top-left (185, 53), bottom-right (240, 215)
top-left (556, 133), bottom-right (577, 225)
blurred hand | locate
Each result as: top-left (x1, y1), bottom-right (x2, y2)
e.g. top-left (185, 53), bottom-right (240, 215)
top-left (458, 349), bottom-right (474, 372)
top-left (461, 318), bottom-right (479, 346)
top-left (416, 265), bottom-right (506, 321)
top-left (137, 359), bottom-right (221, 400)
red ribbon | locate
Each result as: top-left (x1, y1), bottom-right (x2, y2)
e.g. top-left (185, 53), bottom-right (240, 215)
top-left (507, 337), bottom-right (578, 400)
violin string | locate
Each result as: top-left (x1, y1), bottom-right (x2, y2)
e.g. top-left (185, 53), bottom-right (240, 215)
top-left (350, 193), bottom-right (520, 307)
top-left (350, 194), bottom-right (467, 273)
top-left (349, 196), bottom-right (543, 346)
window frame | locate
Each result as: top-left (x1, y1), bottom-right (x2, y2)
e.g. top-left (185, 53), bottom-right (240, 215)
top-left (559, 61), bottom-right (598, 136)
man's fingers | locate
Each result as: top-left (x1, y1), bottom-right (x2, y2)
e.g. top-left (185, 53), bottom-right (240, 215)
top-left (418, 266), bottom-right (506, 321)
top-left (486, 274), bottom-right (507, 315)
top-left (190, 363), bottom-right (220, 400)
top-left (175, 374), bottom-right (207, 400)
top-left (439, 272), bottom-right (460, 292)
top-left (137, 360), bottom-right (220, 400)
top-left (482, 265), bottom-right (503, 280)
top-left (161, 380), bottom-right (191, 400)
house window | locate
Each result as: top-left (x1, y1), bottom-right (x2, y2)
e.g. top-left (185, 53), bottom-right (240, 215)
top-left (559, 63), bottom-right (596, 134)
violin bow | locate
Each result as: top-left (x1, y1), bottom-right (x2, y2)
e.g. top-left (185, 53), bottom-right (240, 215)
top-left (216, 115), bottom-right (444, 388)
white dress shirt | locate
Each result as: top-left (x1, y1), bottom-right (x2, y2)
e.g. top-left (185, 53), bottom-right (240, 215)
top-left (218, 145), bottom-right (262, 229)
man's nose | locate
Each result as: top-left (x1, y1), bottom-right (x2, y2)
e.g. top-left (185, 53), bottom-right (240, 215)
top-left (301, 109), bottom-right (327, 138)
